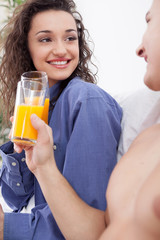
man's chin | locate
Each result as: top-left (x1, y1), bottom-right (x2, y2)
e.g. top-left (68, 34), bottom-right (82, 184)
top-left (144, 76), bottom-right (160, 91)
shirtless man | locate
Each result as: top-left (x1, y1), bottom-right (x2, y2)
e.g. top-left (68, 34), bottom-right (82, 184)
top-left (99, 123), bottom-right (160, 239)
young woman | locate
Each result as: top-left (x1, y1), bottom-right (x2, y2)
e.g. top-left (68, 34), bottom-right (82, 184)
top-left (0, 0), bottom-right (122, 239)
top-left (6, 0), bottom-right (160, 239)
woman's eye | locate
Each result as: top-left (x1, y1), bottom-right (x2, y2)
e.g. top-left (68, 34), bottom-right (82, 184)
top-left (39, 38), bottom-right (52, 42)
top-left (66, 36), bottom-right (78, 42)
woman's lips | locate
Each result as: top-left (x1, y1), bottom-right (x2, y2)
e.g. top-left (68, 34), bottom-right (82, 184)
top-left (47, 59), bottom-right (71, 68)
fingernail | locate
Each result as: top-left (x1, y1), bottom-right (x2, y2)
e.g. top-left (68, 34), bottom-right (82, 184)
top-left (31, 114), bottom-right (38, 121)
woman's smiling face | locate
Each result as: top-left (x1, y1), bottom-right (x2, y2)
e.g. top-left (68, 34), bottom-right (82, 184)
top-left (28, 10), bottom-right (79, 87)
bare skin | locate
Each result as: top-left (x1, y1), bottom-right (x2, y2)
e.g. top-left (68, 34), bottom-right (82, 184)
top-left (99, 124), bottom-right (160, 240)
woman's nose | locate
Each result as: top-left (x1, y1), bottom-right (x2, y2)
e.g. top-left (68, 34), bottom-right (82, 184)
top-left (136, 43), bottom-right (145, 57)
top-left (52, 41), bottom-right (67, 56)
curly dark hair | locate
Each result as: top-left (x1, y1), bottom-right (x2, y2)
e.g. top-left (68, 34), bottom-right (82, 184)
top-left (0, 0), bottom-right (98, 120)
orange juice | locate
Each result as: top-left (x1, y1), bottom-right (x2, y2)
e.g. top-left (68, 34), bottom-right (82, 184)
top-left (25, 97), bottom-right (49, 124)
top-left (25, 96), bottom-right (43, 105)
top-left (42, 98), bottom-right (49, 124)
top-left (12, 104), bottom-right (44, 145)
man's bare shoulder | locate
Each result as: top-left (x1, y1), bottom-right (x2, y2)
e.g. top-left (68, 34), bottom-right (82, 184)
top-left (106, 124), bottom-right (160, 221)
top-left (132, 123), bottom-right (160, 142)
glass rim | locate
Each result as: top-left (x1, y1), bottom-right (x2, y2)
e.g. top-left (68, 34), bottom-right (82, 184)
top-left (18, 80), bottom-right (46, 91)
top-left (21, 71), bottom-right (47, 80)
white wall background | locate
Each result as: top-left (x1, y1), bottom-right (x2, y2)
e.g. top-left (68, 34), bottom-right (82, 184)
top-left (0, 0), bottom-right (153, 95)
top-left (75, 0), bottom-right (152, 95)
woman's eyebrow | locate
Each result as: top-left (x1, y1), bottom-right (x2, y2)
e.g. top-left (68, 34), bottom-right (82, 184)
top-left (35, 29), bottom-right (77, 35)
top-left (36, 30), bottom-right (52, 35)
top-left (65, 29), bottom-right (77, 33)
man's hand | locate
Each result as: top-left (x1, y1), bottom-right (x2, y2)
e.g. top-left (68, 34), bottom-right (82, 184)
top-left (0, 204), bottom-right (4, 240)
top-left (14, 114), bottom-right (56, 175)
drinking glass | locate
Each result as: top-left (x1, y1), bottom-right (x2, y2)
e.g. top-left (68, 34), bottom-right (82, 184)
top-left (11, 72), bottom-right (49, 146)
top-left (21, 71), bottom-right (50, 124)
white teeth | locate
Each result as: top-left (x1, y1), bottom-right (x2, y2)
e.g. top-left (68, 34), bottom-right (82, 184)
top-left (50, 61), bottom-right (67, 65)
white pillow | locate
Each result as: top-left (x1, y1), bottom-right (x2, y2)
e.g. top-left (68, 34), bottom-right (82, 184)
top-left (114, 86), bottom-right (160, 161)
top-left (0, 187), bottom-right (35, 213)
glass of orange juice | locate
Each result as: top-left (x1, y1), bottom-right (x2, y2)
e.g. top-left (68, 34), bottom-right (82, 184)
top-left (11, 74), bottom-right (49, 146)
top-left (21, 71), bottom-right (50, 124)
